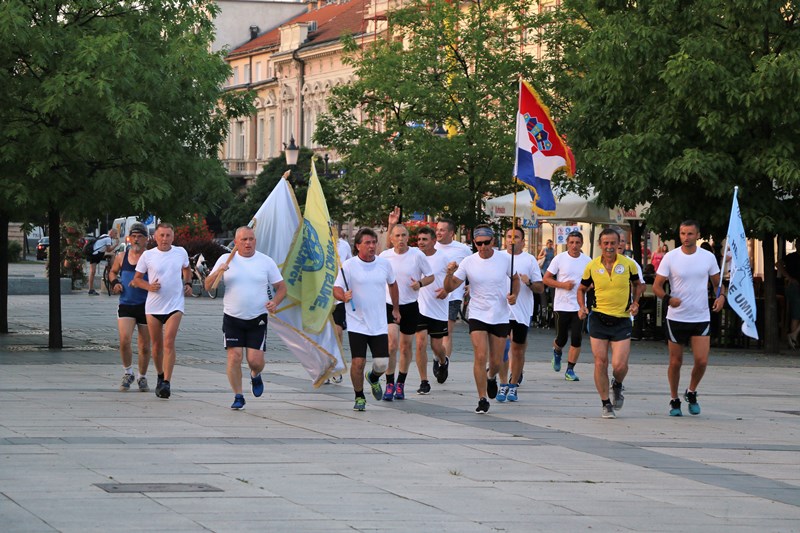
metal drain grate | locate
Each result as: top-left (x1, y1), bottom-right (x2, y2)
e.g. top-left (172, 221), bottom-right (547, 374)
top-left (95, 483), bottom-right (223, 493)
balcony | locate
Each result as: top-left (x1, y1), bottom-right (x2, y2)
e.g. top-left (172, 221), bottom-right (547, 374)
top-left (223, 159), bottom-right (259, 177)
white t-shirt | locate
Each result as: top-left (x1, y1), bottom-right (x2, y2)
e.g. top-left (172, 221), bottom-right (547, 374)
top-left (334, 256), bottom-right (396, 336)
top-left (547, 251), bottom-right (592, 312)
top-left (435, 240), bottom-right (472, 301)
top-left (453, 251), bottom-right (513, 325)
top-left (507, 251), bottom-right (540, 324)
top-left (657, 247), bottom-right (720, 322)
top-left (418, 249), bottom-right (450, 321)
top-left (379, 247), bottom-right (432, 305)
top-left (92, 235), bottom-right (113, 254)
top-left (337, 239), bottom-right (352, 262)
top-left (211, 251), bottom-right (283, 320)
top-left (135, 246), bottom-right (190, 315)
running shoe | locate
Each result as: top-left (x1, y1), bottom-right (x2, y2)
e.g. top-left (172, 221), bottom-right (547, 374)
top-left (487, 377), bottom-right (498, 399)
top-left (251, 373), bottom-right (264, 397)
top-left (432, 359), bottom-right (441, 382)
top-left (353, 397), bottom-right (366, 411)
top-left (565, 368), bottom-right (580, 381)
top-left (155, 380), bottom-right (171, 399)
top-left (475, 397), bottom-right (490, 414)
top-left (382, 383), bottom-right (395, 402)
top-left (230, 394), bottom-right (246, 410)
top-left (332, 374), bottom-right (343, 384)
top-left (137, 376), bottom-right (149, 392)
top-left (552, 349), bottom-right (562, 372)
top-left (610, 378), bottom-right (624, 410)
top-left (602, 404), bottom-right (616, 419)
top-left (518, 372), bottom-right (523, 386)
top-left (669, 398), bottom-right (682, 417)
top-left (496, 384), bottom-right (509, 402)
top-left (417, 381), bottom-right (431, 395)
top-left (684, 390), bottom-right (701, 415)
top-left (394, 382), bottom-right (405, 400)
top-left (438, 357), bottom-right (449, 384)
top-left (88, 289), bottom-right (98, 296)
top-left (365, 371), bottom-right (383, 400)
top-left (119, 373), bottom-right (135, 392)
top-left (506, 384), bottom-right (518, 402)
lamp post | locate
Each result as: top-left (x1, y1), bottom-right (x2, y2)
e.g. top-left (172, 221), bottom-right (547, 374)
top-left (323, 153), bottom-right (330, 178)
top-left (283, 135), bottom-right (299, 166)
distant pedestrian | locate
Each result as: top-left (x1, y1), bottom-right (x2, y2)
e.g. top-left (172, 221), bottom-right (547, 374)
top-left (444, 225), bottom-right (518, 414)
top-left (333, 228), bottom-right (400, 411)
top-left (653, 221), bottom-right (724, 416)
top-left (206, 226), bottom-right (286, 410)
top-left (107, 222), bottom-right (151, 392)
top-left (543, 230), bottom-right (591, 382)
top-left (577, 228), bottom-right (641, 419)
top-left (131, 223), bottom-right (192, 399)
top-left (87, 229), bottom-right (118, 295)
top-left (651, 244), bottom-right (669, 271)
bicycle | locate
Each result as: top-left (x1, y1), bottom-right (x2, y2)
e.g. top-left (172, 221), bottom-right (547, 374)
top-left (189, 253), bottom-right (217, 299)
top-left (101, 252), bottom-right (116, 296)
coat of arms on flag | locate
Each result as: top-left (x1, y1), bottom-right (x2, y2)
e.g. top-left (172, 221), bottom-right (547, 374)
top-left (514, 80), bottom-right (576, 216)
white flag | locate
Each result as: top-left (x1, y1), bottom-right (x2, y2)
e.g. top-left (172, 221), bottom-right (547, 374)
top-left (252, 177), bottom-right (347, 386)
top-left (724, 187), bottom-right (758, 339)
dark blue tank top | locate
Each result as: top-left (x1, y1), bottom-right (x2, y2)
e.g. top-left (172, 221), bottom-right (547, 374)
top-left (119, 249), bottom-right (148, 306)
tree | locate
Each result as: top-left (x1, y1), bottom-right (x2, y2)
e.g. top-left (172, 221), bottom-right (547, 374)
top-left (538, 0), bottom-right (800, 352)
top-left (315, 0), bottom-right (539, 228)
top-left (0, 0), bottom-right (252, 346)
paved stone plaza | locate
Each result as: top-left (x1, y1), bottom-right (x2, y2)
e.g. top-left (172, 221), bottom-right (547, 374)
top-left (2, 261), bottom-right (799, 531)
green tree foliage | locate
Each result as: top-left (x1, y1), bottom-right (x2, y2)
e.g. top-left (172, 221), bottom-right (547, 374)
top-left (538, 0), bottom-right (800, 352)
top-left (315, 0), bottom-right (538, 228)
top-left (0, 0), bottom-right (252, 345)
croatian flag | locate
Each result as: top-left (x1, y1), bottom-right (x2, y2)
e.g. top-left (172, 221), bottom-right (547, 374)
top-left (514, 80), bottom-right (576, 216)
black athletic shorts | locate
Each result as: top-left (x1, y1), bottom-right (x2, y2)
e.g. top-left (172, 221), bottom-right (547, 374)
top-left (509, 320), bottom-right (529, 344)
top-left (118, 304), bottom-right (147, 325)
top-left (386, 302), bottom-right (420, 335)
top-left (223, 313), bottom-right (268, 350)
top-left (149, 310), bottom-right (181, 325)
top-left (666, 319), bottom-right (710, 346)
top-left (448, 300), bottom-right (462, 321)
top-left (554, 310), bottom-right (585, 348)
top-left (468, 319), bottom-right (511, 338)
top-left (88, 252), bottom-right (105, 265)
top-left (588, 312), bottom-right (632, 342)
top-left (347, 332), bottom-right (389, 359)
top-left (416, 314), bottom-right (449, 339)
top-left (333, 302), bottom-right (346, 329)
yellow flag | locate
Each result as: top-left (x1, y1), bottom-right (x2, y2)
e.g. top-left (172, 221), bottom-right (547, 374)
top-left (282, 160), bottom-right (337, 334)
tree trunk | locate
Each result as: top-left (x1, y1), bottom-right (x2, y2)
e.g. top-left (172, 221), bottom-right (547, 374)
top-left (47, 209), bottom-right (63, 349)
top-left (761, 236), bottom-right (779, 353)
top-left (0, 212), bottom-right (8, 334)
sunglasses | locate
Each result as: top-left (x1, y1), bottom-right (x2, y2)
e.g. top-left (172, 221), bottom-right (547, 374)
top-left (474, 240), bottom-right (492, 247)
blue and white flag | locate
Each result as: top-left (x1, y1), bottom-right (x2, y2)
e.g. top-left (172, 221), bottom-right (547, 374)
top-left (724, 187), bottom-right (758, 339)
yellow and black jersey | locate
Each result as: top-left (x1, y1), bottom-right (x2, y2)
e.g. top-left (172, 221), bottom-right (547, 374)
top-left (581, 255), bottom-right (639, 318)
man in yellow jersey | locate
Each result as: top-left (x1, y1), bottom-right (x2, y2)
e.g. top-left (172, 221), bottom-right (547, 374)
top-left (577, 228), bottom-right (641, 419)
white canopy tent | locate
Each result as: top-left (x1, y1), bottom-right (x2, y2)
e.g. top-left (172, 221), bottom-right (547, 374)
top-left (484, 190), bottom-right (633, 224)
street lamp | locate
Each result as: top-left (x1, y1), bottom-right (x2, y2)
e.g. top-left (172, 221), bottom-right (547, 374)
top-left (323, 153), bottom-right (330, 177)
top-left (432, 124), bottom-right (448, 138)
top-left (283, 135), bottom-right (299, 166)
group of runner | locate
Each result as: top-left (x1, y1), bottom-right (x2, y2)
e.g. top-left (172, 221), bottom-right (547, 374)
top-left (108, 217), bottom-right (725, 419)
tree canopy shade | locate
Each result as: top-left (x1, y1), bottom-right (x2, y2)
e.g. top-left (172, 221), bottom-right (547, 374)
top-left (314, 0), bottom-right (540, 228)
top-left (537, 0), bottom-right (800, 352)
top-left (0, 0), bottom-right (252, 346)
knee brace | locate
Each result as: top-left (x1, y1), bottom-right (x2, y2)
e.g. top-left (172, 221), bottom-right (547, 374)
top-left (372, 357), bottom-right (388, 374)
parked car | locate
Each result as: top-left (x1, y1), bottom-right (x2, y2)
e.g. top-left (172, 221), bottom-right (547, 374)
top-left (36, 237), bottom-right (49, 260)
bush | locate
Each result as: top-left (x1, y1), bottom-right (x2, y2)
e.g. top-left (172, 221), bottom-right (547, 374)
top-left (6, 240), bottom-right (22, 262)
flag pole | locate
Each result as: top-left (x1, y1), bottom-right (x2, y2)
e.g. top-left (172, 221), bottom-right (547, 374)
top-left (509, 78), bottom-right (523, 294)
top-left (716, 186), bottom-right (737, 298)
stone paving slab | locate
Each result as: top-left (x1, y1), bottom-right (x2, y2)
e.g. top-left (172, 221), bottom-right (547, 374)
top-left (1, 290), bottom-right (800, 532)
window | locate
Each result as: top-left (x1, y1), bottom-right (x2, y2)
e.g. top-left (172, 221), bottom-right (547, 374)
top-left (255, 62), bottom-right (262, 81)
top-left (244, 64), bottom-right (251, 84)
top-left (232, 66), bottom-right (239, 85)
top-left (268, 116), bottom-right (275, 158)
top-left (236, 121), bottom-right (245, 159)
top-left (257, 118), bottom-right (265, 160)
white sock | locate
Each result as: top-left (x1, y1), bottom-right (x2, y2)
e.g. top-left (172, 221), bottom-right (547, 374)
top-left (124, 366), bottom-right (134, 375)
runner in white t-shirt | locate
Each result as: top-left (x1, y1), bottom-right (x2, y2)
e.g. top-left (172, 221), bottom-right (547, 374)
top-left (444, 225), bottom-right (519, 414)
top-left (327, 232), bottom-right (353, 385)
top-left (132, 223), bottom-right (192, 400)
top-left (333, 228), bottom-right (400, 411)
top-left (543, 230), bottom-right (592, 382)
top-left (413, 226), bottom-right (451, 393)
top-left (653, 220), bottom-right (725, 417)
top-left (206, 226), bottom-right (287, 410)
top-left (499, 227), bottom-right (543, 403)
top-left (435, 218), bottom-right (472, 359)
top-left (378, 216), bottom-right (433, 401)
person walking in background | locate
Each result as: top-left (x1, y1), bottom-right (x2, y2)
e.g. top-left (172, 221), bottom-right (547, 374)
top-left (206, 226), bottom-right (286, 410)
top-left (87, 228), bottom-right (118, 295)
top-left (543, 230), bottom-right (591, 382)
top-left (653, 221), bottom-right (725, 416)
top-left (108, 222), bottom-right (151, 392)
top-left (651, 244), bottom-right (669, 271)
top-left (132, 223), bottom-right (192, 400)
top-left (577, 228), bottom-right (641, 419)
